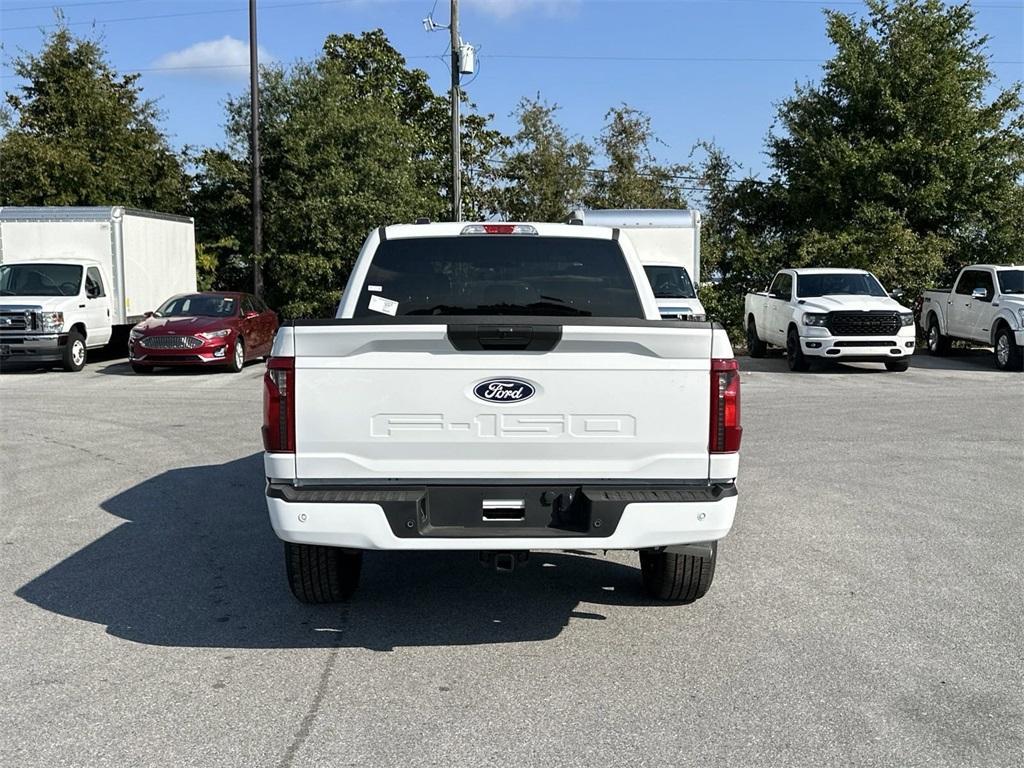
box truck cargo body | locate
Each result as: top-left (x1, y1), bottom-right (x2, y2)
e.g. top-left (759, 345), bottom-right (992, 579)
top-left (0, 206), bottom-right (197, 371)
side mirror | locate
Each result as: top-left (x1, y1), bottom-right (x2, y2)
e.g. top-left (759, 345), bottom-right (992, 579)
top-left (889, 289), bottom-right (905, 301)
top-left (144, 311), bottom-right (154, 318)
top-left (243, 310), bottom-right (260, 319)
top-left (971, 287), bottom-right (989, 300)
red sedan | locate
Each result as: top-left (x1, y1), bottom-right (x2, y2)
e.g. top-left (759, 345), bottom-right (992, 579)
top-left (128, 292), bottom-right (278, 373)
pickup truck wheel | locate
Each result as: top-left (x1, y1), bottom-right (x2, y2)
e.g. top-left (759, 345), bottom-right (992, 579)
top-left (994, 327), bottom-right (1024, 371)
top-left (884, 360), bottom-right (910, 372)
top-left (746, 319), bottom-right (767, 358)
top-left (786, 328), bottom-right (810, 372)
top-left (927, 318), bottom-right (950, 356)
top-left (62, 330), bottom-right (87, 372)
top-left (284, 542), bottom-right (362, 603)
top-left (640, 543), bottom-right (717, 603)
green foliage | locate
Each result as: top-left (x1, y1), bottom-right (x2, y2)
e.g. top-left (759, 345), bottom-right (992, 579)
top-left (0, 26), bottom-right (186, 210)
top-left (193, 30), bottom-right (505, 317)
top-left (585, 106), bottom-right (691, 209)
top-left (495, 97), bottom-right (591, 221)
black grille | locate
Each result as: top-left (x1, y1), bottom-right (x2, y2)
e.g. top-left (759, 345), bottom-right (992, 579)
top-left (0, 310), bottom-right (32, 331)
top-left (827, 311), bottom-right (901, 336)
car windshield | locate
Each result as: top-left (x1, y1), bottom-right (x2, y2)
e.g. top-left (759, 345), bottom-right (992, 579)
top-left (353, 235), bottom-right (643, 318)
top-left (796, 272), bottom-right (886, 298)
top-left (643, 265), bottom-right (696, 299)
top-left (156, 294), bottom-right (238, 317)
top-left (0, 264), bottom-right (83, 297)
top-left (997, 269), bottom-right (1024, 294)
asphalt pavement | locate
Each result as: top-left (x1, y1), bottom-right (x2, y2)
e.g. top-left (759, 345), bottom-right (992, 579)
top-left (1, 350), bottom-right (1021, 767)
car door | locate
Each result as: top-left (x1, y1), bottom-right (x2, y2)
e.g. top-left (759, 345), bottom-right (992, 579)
top-left (238, 295), bottom-right (260, 358)
top-left (83, 266), bottom-right (113, 346)
top-left (947, 270), bottom-right (979, 338)
top-left (766, 272), bottom-right (793, 346)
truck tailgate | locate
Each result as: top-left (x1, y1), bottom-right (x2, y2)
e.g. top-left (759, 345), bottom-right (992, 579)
top-left (290, 322), bottom-right (720, 481)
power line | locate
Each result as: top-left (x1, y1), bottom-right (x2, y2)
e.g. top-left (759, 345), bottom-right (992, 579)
top-left (3, 0), bottom-right (149, 12)
top-left (486, 53), bottom-right (1024, 65)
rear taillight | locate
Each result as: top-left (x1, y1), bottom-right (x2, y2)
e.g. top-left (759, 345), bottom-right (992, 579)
top-left (709, 358), bottom-right (741, 453)
top-left (263, 357), bottom-right (295, 453)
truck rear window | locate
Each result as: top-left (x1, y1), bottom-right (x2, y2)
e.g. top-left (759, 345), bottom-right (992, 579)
top-left (354, 236), bottom-right (643, 318)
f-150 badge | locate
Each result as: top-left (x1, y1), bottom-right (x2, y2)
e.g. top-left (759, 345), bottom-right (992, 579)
top-left (473, 378), bottom-right (535, 404)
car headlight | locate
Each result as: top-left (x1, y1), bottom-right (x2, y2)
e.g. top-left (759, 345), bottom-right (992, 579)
top-left (39, 311), bottom-right (64, 333)
top-left (900, 313), bottom-right (914, 327)
top-left (198, 328), bottom-right (232, 339)
top-left (129, 327), bottom-right (146, 340)
top-left (802, 313), bottom-right (829, 327)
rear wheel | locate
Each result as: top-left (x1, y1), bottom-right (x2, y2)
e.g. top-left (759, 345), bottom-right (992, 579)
top-left (746, 318), bottom-right (768, 358)
top-left (884, 359), bottom-right (910, 372)
top-left (62, 330), bottom-right (87, 372)
top-left (927, 317), bottom-right (950, 356)
top-left (284, 542), bottom-right (362, 603)
top-left (786, 327), bottom-right (810, 372)
top-left (640, 543), bottom-right (717, 603)
top-left (994, 326), bottom-right (1023, 371)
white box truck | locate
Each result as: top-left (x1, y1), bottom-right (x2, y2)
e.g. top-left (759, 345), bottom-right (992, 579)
top-left (568, 209), bottom-right (706, 320)
top-left (0, 206), bottom-right (197, 371)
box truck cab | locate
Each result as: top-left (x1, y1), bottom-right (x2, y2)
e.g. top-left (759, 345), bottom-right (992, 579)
top-left (569, 209), bottom-right (706, 321)
top-left (0, 207), bottom-right (197, 371)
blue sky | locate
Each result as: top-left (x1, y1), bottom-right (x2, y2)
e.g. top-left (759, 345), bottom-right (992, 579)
top-left (2, 0), bottom-right (1022, 180)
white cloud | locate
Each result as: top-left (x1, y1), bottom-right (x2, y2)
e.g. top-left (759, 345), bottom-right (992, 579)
top-left (463, 0), bottom-right (581, 19)
top-left (152, 36), bottom-right (274, 79)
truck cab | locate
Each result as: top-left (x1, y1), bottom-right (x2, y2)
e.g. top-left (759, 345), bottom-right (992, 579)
top-left (0, 259), bottom-right (114, 371)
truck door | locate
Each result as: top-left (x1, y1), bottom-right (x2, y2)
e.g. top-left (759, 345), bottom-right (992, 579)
top-left (966, 270), bottom-right (996, 342)
top-left (83, 266), bottom-right (113, 347)
top-left (766, 272), bottom-right (793, 346)
top-left (948, 270), bottom-right (979, 338)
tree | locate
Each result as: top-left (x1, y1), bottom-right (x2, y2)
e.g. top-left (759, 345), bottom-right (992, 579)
top-left (762, 0), bottom-right (1024, 293)
top-left (495, 97), bottom-right (591, 221)
top-left (192, 30), bottom-right (505, 317)
top-left (0, 25), bottom-right (185, 210)
top-left (585, 105), bottom-right (692, 209)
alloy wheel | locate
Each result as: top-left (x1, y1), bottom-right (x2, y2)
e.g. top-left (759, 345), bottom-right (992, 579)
top-left (234, 340), bottom-right (244, 369)
top-left (996, 335), bottom-right (1010, 367)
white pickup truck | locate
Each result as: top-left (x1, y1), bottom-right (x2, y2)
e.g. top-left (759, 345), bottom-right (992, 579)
top-left (263, 222), bottom-right (741, 605)
top-left (920, 264), bottom-right (1024, 371)
top-left (745, 268), bottom-right (916, 372)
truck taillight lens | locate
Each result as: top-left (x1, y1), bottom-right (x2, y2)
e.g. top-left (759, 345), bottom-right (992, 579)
top-left (263, 357), bottom-right (295, 453)
top-left (709, 358), bottom-right (741, 453)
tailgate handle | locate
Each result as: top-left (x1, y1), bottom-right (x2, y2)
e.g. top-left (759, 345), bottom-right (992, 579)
top-left (447, 324), bottom-right (562, 352)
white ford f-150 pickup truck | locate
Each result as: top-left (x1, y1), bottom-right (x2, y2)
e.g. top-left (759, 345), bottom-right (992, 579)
top-left (744, 268), bottom-right (916, 372)
top-left (263, 222), bottom-right (741, 604)
top-left (920, 264), bottom-right (1024, 371)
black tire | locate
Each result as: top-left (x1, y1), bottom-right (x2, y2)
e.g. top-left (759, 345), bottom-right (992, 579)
top-left (786, 327), bottom-right (810, 372)
top-left (62, 329), bottom-right (87, 372)
top-left (926, 316), bottom-right (950, 356)
top-left (284, 542), bottom-right (362, 603)
top-left (131, 362), bottom-right (153, 374)
top-left (746, 318), bottom-right (768, 358)
top-left (227, 337), bottom-right (245, 373)
top-left (640, 542), bottom-right (717, 603)
top-left (884, 359), bottom-right (910, 372)
top-left (994, 326), bottom-right (1024, 372)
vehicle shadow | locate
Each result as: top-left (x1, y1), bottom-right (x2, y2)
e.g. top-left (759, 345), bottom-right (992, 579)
top-left (908, 348), bottom-right (999, 372)
top-left (737, 353), bottom-right (901, 375)
top-left (15, 454), bottom-right (661, 650)
top-left (0, 344), bottom-right (127, 374)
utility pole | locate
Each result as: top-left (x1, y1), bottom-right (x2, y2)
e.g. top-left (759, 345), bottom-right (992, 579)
top-left (249, 0), bottom-right (264, 298)
top-left (450, 0), bottom-right (461, 222)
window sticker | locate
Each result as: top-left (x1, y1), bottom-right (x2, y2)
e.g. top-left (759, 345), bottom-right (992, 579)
top-left (368, 295), bottom-right (398, 316)
top-left (367, 285), bottom-right (383, 292)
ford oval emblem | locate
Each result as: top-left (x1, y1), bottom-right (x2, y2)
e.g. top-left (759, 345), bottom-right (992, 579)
top-left (473, 378), bottom-right (536, 404)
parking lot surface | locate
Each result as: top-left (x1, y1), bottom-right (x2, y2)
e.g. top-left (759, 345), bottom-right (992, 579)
top-left (1, 352), bottom-right (1021, 768)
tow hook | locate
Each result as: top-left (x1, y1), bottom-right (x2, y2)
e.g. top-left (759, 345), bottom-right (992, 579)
top-left (479, 551), bottom-right (529, 573)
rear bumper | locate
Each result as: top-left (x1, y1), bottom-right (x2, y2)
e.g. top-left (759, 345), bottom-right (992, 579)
top-left (265, 481), bottom-right (737, 551)
top-left (0, 333), bottom-right (65, 361)
top-left (800, 328), bottom-right (915, 359)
